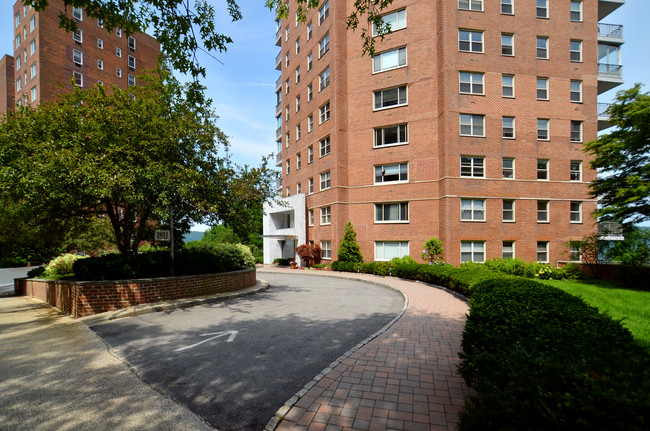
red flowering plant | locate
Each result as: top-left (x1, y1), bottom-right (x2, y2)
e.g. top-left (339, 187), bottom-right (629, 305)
top-left (295, 244), bottom-right (322, 268)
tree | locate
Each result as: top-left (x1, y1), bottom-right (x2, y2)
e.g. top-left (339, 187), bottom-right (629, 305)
top-left (337, 222), bottom-right (363, 262)
top-left (585, 84), bottom-right (650, 225)
top-left (421, 237), bottom-right (444, 264)
top-left (295, 243), bottom-right (321, 267)
top-left (0, 69), bottom-right (275, 256)
top-left (604, 226), bottom-right (650, 267)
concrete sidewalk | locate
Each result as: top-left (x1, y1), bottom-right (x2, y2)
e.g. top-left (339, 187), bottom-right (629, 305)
top-left (0, 295), bottom-right (213, 431)
top-left (259, 266), bottom-right (470, 431)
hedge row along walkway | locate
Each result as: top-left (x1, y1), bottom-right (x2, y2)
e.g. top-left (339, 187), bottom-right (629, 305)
top-left (258, 266), bottom-right (470, 431)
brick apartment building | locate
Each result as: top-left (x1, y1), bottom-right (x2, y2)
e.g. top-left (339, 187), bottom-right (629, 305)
top-left (0, 0), bottom-right (159, 114)
top-left (263, 0), bottom-right (625, 266)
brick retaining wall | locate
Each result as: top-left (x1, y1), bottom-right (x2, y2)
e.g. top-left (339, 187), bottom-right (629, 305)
top-left (15, 268), bottom-right (257, 318)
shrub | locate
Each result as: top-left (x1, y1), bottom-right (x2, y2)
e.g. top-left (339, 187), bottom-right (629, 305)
top-left (39, 253), bottom-right (89, 279)
top-left (295, 243), bottom-right (322, 267)
top-left (421, 237), bottom-right (444, 263)
top-left (337, 222), bottom-right (363, 262)
top-left (273, 258), bottom-right (290, 266)
top-left (458, 278), bottom-right (650, 431)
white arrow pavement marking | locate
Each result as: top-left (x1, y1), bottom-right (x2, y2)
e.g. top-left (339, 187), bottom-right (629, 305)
top-left (173, 330), bottom-right (238, 352)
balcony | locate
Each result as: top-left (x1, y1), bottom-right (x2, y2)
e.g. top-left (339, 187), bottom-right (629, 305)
top-left (598, 103), bottom-right (612, 131)
top-left (275, 27), bottom-right (281, 46)
top-left (275, 177), bottom-right (282, 191)
top-left (275, 51), bottom-right (281, 71)
top-left (598, 23), bottom-right (624, 44)
top-left (598, 0), bottom-right (625, 21)
top-left (276, 76), bottom-right (282, 91)
top-left (276, 102), bottom-right (282, 117)
top-left (275, 151), bottom-right (282, 166)
top-left (597, 63), bottom-right (623, 94)
top-left (598, 222), bottom-right (624, 241)
top-left (276, 126), bottom-right (282, 141)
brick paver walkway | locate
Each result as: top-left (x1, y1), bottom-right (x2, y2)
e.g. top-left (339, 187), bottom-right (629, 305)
top-left (258, 266), bottom-right (470, 431)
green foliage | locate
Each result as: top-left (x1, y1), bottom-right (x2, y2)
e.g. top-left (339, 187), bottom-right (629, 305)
top-left (336, 222), bottom-right (363, 262)
top-left (458, 278), bottom-right (650, 431)
top-left (233, 243), bottom-right (256, 269)
top-left (200, 225), bottom-right (240, 244)
top-left (556, 262), bottom-right (584, 280)
top-left (137, 243), bottom-right (168, 254)
top-left (465, 258), bottom-right (565, 280)
top-left (605, 226), bottom-right (650, 266)
top-left (421, 237), bottom-right (444, 264)
top-left (273, 258), bottom-right (290, 266)
top-left (39, 253), bottom-right (89, 279)
top-left (389, 255), bottom-right (418, 265)
top-left (585, 84), bottom-right (650, 225)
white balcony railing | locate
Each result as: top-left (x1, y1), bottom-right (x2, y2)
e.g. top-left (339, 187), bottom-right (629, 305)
top-left (598, 63), bottom-right (623, 80)
top-left (598, 23), bottom-right (623, 40)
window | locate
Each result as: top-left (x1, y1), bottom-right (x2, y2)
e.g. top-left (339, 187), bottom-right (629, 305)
top-left (570, 201), bottom-right (582, 223)
top-left (372, 9), bottom-right (407, 36)
top-left (128, 55), bottom-right (136, 70)
top-left (30, 40), bottom-right (35, 55)
top-left (308, 115), bottom-right (313, 132)
top-left (318, 0), bottom-right (329, 25)
top-left (73, 71), bottom-right (83, 87)
top-left (285, 52), bottom-right (289, 67)
top-left (373, 47), bottom-right (407, 73)
top-left (459, 30), bottom-right (483, 53)
top-left (116, 28), bottom-right (122, 37)
top-left (537, 241), bottom-right (549, 263)
top-left (97, 59), bottom-right (103, 70)
top-left (460, 114), bottom-right (485, 137)
top-left (285, 131), bottom-right (290, 147)
top-left (307, 52), bottom-right (312, 71)
top-left (116, 47), bottom-right (122, 58)
top-left (571, 121), bottom-right (583, 142)
top-left (321, 241), bottom-right (332, 260)
top-left (570, 80), bottom-right (582, 103)
top-left (459, 71), bottom-right (484, 95)
top-left (128, 75), bottom-right (136, 86)
top-left (30, 16), bottom-right (35, 32)
top-left (537, 159), bottom-right (549, 180)
top-left (501, 0), bottom-right (514, 15)
top-left (297, 182), bottom-right (301, 194)
top-left (319, 102), bottom-right (330, 124)
top-left (16, 77), bottom-right (21, 91)
top-left (296, 96), bottom-right (301, 112)
top-left (461, 156), bottom-right (485, 177)
top-left (459, 0), bottom-right (483, 11)
top-left (375, 241), bottom-right (409, 261)
top-left (285, 186), bottom-right (290, 197)
top-left (502, 74), bottom-right (514, 97)
top-left (319, 67), bottom-right (330, 91)
top-left (537, 119), bottom-right (549, 140)
top-left (503, 200), bottom-right (515, 222)
top-left (16, 34), bottom-right (21, 49)
top-left (308, 209), bottom-right (314, 226)
top-left (537, 77), bottom-right (549, 100)
top-left (73, 6), bottom-right (83, 20)
top-left (374, 85), bottom-right (407, 110)
top-left (320, 206), bottom-right (331, 224)
top-left (286, 159), bottom-right (290, 175)
top-left (501, 34), bottom-right (514, 56)
top-left (320, 136), bottom-right (330, 157)
top-left (320, 171), bottom-right (331, 190)
top-left (537, 201), bottom-right (549, 222)
top-left (285, 105), bottom-right (289, 121)
top-left (296, 124), bottom-right (301, 141)
top-left (461, 199), bottom-right (485, 221)
top-left (308, 146), bottom-right (314, 163)
top-left (16, 56), bottom-right (21, 70)
top-left (461, 241), bottom-right (485, 263)
top-left (30, 86), bottom-right (36, 102)
top-left (73, 28), bottom-right (82, 43)
top-left (536, 0), bottom-right (548, 18)
top-left (307, 84), bottom-right (313, 101)
top-left (502, 158), bottom-right (514, 179)
top-left (570, 1), bottom-right (582, 22)
top-left (15, 12), bottom-right (20, 28)
top-left (570, 161), bottom-right (582, 181)
top-left (570, 39), bottom-right (582, 62)
top-left (116, 67), bottom-right (122, 78)
top-left (502, 241), bottom-right (515, 259)
top-left (295, 67), bottom-right (301, 84)
top-left (73, 49), bottom-right (83, 66)
top-left (129, 36), bottom-right (136, 50)
top-left (307, 22), bottom-right (312, 40)
top-left (319, 33), bottom-right (330, 58)
top-left (376, 203), bottom-right (409, 222)
top-left (502, 117), bottom-right (515, 138)
top-left (30, 63), bottom-right (36, 78)
top-left (295, 38), bottom-right (300, 55)
top-left (308, 178), bottom-right (314, 193)
top-left (285, 78), bottom-right (289, 94)
top-left (285, 26), bottom-right (289, 41)
top-left (536, 36), bottom-right (549, 59)
top-left (98, 18), bottom-right (104, 28)
top-left (97, 38), bottom-right (104, 49)
top-left (375, 163), bottom-right (408, 184)
top-left (374, 124), bottom-right (408, 147)
top-left (296, 153), bottom-right (301, 170)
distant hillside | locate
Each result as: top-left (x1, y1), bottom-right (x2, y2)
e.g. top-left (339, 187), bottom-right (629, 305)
top-left (183, 231), bottom-right (205, 243)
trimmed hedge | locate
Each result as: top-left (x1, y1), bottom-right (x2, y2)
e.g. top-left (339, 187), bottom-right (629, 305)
top-left (72, 242), bottom-right (255, 281)
top-left (458, 278), bottom-right (650, 431)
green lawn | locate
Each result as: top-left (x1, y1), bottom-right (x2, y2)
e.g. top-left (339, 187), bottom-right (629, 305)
top-left (541, 279), bottom-right (650, 350)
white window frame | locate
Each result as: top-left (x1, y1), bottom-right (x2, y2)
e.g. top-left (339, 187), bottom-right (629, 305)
top-left (501, 33), bottom-right (514, 56)
top-left (375, 202), bottom-right (409, 223)
top-left (459, 29), bottom-right (484, 53)
top-left (319, 67), bottom-right (330, 91)
top-left (73, 28), bottom-right (83, 43)
top-left (536, 0), bottom-right (548, 19)
top-left (537, 159), bottom-right (549, 180)
top-left (320, 171), bottom-right (331, 190)
top-left (97, 38), bottom-right (104, 49)
top-left (501, 0), bottom-right (514, 15)
top-left (295, 67), bottom-right (301, 84)
top-left (128, 55), bottom-right (136, 70)
top-left (460, 114), bottom-right (485, 137)
top-left (503, 200), bottom-right (515, 222)
top-left (295, 38), bottom-right (300, 55)
top-left (570, 160), bottom-right (582, 182)
top-left (30, 86), bottom-right (37, 102)
top-left (502, 116), bottom-right (515, 139)
top-left (296, 95), bottom-right (300, 112)
top-left (72, 71), bottom-right (83, 87)
top-left (374, 124), bottom-right (408, 148)
top-left (308, 146), bottom-right (314, 164)
top-left (537, 77), bottom-right (549, 100)
top-left (73, 6), bottom-right (83, 20)
top-left (308, 209), bottom-right (314, 226)
top-left (307, 52), bottom-right (313, 71)
top-left (458, 0), bottom-right (483, 12)
top-left (73, 49), bottom-right (83, 66)
top-left (320, 206), bottom-right (331, 225)
top-left (570, 39), bottom-right (583, 62)
top-left (375, 241), bottom-right (409, 261)
top-left (307, 22), bottom-right (312, 40)
top-left (570, 201), bottom-right (582, 223)
top-left (116, 28), bottom-right (122, 38)
top-left (128, 74), bottom-right (136, 86)
top-left (286, 159), bottom-right (290, 175)
top-left (128, 36), bottom-right (136, 50)
top-left (296, 124), bottom-right (301, 141)
top-left (308, 178), bottom-right (314, 194)
top-left (30, 40), bottom-right (36, 55)
top-left (374, 85), bottom-right (408, 110)
top-left (571, 121), bottom-right (583, 143)
top-left (319, 136), bottom-right (330, 157)
top-left (116, 47), bottom-right (122, 58)
top-left (372, 9), bottom-right (407, 37)
top-left (570, 0), bottom-right (583, 22)
top-left (502, 157), bottom-right (515, 179)
top-left (460, 156), bottom-right (485, 177)
top-left (461, 241), bottom-right (485, 263)
top-left (460, 199), bottom-right (485, 222)
top-left (116, 67), bottom-right (122, 78)
top-left (569, 243), bottom-right (582, 262)
top-left (307, 83), bottom-right (313, 101)
top-left (319, 102), bottom-right (330, 124)
top-left (502, 74), bottom-right (515, 97)
top-left (459, 71), bottom-right (484, 95)
top-left (570, 80), bottom-right (582, 103)
top-left (321, 241), bottom-right (332, 260)
top-left (375, 163), bottom-right (408, 184)
top-left (537, 241), bottom-right (549, 263)
top-left (318, 0), bottom-right (329, 26)
top-left (16, 76), bottom-right (22, 91)
top-left (308, 115), bottom-right (314, 132)
top-left (319, 33), bottom-right (330, 58)
top-left (502, 241), bottom-right (515, 259)
top-left (537, 201), bottom-right (549, 223)
top-left (30, 63), bottom-right (36, 78)
top-left (537, 118), bottom-right (550, 141)
top-left (296, 153), bottom-right (301, 170)
top-left (30, 16), bottom-right (35, 32)
top-left (372, 47), bottom-right (407, 73)
top-left (97, 59), bottom-right (103, 70)
top-left (536, 36), bottom-right (549, 59)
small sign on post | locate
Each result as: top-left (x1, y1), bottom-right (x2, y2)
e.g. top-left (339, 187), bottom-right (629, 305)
top-left (155, 230), bottom-right (171, 242)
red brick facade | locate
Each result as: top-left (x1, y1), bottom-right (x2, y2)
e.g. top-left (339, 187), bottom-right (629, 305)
top-left (276, 0), bottom-right (608, 266)
top-left (0, 55), bottom-right (15, 112)
top-left (15, 268), bottom-right (257, 318)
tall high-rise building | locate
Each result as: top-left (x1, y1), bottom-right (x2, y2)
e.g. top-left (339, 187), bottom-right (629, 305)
top-left (1, 0), bottom-right (159, 114)
top-left (264, 0), bottom-right (625, 266)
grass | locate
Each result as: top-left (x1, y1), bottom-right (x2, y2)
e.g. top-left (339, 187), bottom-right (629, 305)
top-left (541, 278), bottom-right (650, 350)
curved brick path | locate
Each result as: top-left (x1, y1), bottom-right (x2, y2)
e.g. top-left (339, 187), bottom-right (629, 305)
top-left (258, 266), bottom-right (470, 431)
